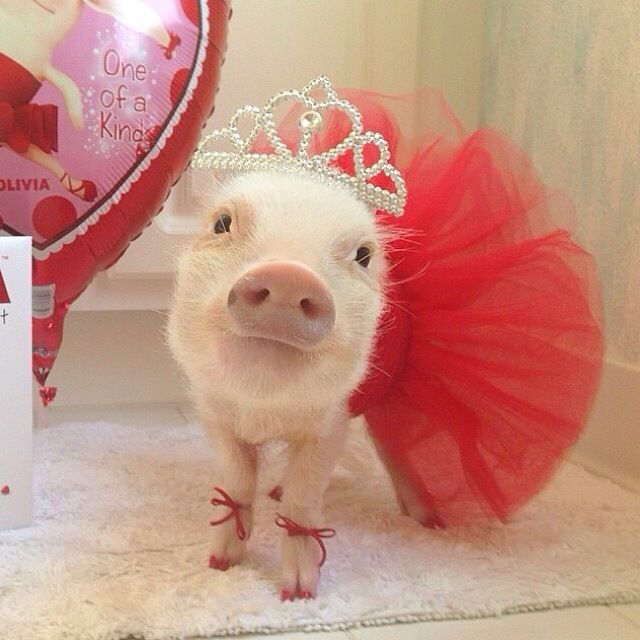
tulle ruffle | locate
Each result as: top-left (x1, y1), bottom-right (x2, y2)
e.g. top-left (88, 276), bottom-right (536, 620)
top-left (276, 88), bottom-right (604, 525)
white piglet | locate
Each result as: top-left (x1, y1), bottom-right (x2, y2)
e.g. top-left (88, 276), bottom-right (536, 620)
top-left (169, 73), bottom-right (606, 602)
top-left (168, 170), bottom-right (387, 600)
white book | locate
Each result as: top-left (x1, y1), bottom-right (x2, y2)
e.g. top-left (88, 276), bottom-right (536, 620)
top-left (0, 236), bottom-right (33, 530)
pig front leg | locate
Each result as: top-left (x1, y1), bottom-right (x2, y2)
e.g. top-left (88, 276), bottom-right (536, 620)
top-left (204, 423), bottom-right (257, 570)
top-left (277, 412), bottom-right (348, 600)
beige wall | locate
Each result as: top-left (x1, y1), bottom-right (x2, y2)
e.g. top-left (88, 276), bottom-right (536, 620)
top-left (51, 311), bottom-right (185, 406)
top-left (481, 0), bottom-right (640, 366)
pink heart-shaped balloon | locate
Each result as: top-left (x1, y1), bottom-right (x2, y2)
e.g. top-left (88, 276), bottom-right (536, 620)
top-left (0, 0), bottom-right (229, 387)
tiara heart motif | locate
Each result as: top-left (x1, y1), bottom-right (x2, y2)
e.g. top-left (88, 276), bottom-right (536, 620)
top-left (191, 75), bottom-right (407, 216)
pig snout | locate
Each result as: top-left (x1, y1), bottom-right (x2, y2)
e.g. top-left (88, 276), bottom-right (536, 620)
top-left (227, 262), bottom-right (336, 348)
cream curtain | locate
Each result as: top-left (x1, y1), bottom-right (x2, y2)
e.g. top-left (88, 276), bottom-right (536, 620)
top-left (481, 0), bottom-right (640, 365)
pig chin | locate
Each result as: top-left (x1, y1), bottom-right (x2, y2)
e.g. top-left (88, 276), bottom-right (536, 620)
top-left (212, 332), bottom-right (324, 394)
top-left (222, 330), bottom-right (310, 359)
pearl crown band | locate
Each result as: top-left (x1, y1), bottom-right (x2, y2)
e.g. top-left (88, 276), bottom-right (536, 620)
top-left (191, 75), bottom-right (406, 216)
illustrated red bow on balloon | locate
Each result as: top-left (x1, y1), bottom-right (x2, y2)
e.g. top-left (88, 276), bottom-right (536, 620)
top-left (0, 0), bottom-right (230, 401)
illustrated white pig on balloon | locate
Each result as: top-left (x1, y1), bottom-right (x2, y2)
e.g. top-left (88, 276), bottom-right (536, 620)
top-left (0, 0), bottom-right (180, 201)
top-left (168, 76), bottom-right (604, 600)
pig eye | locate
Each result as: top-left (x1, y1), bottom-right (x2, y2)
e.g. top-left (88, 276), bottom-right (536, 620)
top-left (212, 212), bottom-right (232, 234)
top-left (355, 246), bottom-right (372, 268)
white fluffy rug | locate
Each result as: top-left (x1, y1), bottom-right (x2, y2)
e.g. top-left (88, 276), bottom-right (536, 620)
top-left (1, 420), bottom-right (639, 640)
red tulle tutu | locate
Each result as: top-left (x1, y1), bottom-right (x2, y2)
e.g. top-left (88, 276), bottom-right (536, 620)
top-left (264, 88), bottom-right (604, 526)
top-left (0, 53), bottom-right (58, 154)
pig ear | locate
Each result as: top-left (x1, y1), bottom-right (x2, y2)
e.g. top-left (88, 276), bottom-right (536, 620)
top-left (184, 169), bottom-right (224, 217)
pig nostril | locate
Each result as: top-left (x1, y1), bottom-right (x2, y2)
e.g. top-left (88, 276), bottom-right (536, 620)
top-left (299, 298), bottom-right (316, 318)
top-left (228, 287), bottom-right (270, 307)
top-left (247, 287), bottom-right (270, 305)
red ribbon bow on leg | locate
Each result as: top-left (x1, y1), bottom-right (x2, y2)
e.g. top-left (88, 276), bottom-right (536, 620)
top-left (275, 514), bottom-right (336, 567)
top-left (210, 486), bottom-right (247, 541)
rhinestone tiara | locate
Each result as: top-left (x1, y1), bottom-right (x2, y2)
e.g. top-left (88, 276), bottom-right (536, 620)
top-left (191, 75), bottom-right (406, 216)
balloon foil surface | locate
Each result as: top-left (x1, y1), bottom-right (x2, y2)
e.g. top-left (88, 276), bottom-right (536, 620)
top-left (0, 0), bottom-right (229, 385)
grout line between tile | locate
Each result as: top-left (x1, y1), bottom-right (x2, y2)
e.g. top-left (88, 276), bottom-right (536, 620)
top-left (607, 604), bottom-right (640, 629)
top-left (175, 403), bottom-right (192, 424)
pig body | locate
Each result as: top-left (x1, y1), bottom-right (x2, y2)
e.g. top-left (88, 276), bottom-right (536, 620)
top-left (168, 170), bottom-right (390, 598)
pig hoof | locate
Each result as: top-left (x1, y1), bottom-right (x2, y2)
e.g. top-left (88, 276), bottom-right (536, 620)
top-left (391, 471), bottom-right (441, 527)
top-left (281, 535), bottom-right (321, 602)
top-left (280, 585), bottom-right (316, 601)
top-left (208, 554), bottom-right (231, 571)
top-left (268, 485), bottom-right (283, 502)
